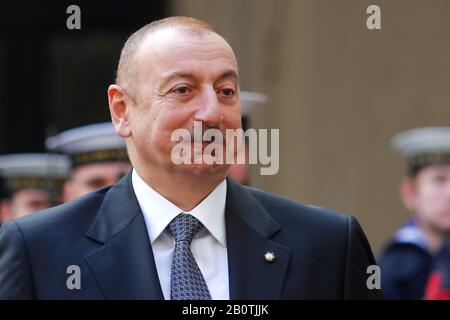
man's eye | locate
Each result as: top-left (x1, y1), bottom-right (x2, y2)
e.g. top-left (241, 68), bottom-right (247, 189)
top-left (221, 88), bottom-right (235, 97)
top-left (172, 86), bottom-right (190, 94)
top-left (433, 175), bottom-right (447, 184)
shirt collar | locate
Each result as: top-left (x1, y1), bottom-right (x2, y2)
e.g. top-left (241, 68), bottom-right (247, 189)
top-left (131, 169), bottom-right (227, 247)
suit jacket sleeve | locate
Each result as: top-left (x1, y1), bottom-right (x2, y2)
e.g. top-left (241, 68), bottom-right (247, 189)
top-left (0, 220), bottom-right (35, 299)
top-left (343, 216), bottom-right (382, 299)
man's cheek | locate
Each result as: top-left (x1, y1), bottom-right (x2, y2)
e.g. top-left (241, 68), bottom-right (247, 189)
top-left (151, 131), bottom-right (175, 154)
top-left (224, 111), bottom-right (242, 127)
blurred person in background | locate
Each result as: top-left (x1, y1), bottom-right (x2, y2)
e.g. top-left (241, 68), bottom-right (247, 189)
top-left (228, 91), bottom-right (266, 185)
top-left (378, 127), bottom-right (450, 299)
top-left (0, 153), bottom-right (70, 222)
top-left (46, 122), bottom-right (132, 202)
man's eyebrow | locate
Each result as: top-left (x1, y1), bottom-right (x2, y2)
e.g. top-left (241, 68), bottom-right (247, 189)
top-left (216, 70), bottom-right (239, 83)
top-left (158, 72), bottom-right (199, 91)
top-left (158, 70), bottom-right (239, 91)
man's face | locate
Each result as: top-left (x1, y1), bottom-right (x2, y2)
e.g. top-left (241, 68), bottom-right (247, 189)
top-left (122, 29), bottom-right (241, 178)
top-left (64, 161), bottom-right (131, 201)
top-left (10, 189), bottom-right (51, 218)
top-left (406, 165), bottom-right (450, 234)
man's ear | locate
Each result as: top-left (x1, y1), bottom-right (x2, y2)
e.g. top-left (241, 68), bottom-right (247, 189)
top-left (108, 84), bottom-right (132, 138)
top-left (62, 180), bottom-right (75, 203)
top-left (0, 200), bottom-right (12, 223)
top-left (401, 176), bottom-right (416, 211)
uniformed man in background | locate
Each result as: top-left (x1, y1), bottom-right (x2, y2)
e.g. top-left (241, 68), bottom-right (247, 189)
top-left (0, 153), bottom-right (70, 223)
top-left (378, 127), bottom-right (450, 299)
top-left (228, 91), bottom-right (266, 185)
top-left (46, 122), bottom-right (132, 202)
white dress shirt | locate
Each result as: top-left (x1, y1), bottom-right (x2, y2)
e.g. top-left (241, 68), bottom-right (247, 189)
top-left (131, 169), bottom-right (229, 300)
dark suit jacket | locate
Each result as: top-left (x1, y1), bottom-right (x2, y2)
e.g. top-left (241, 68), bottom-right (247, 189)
top-left (0, 173), bottom-right (380, 299)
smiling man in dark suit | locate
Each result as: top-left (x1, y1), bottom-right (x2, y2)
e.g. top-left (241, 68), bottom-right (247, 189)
top-left (0, 16), bottom-right (380, 300)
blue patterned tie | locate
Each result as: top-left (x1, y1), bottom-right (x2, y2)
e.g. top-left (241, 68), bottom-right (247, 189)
top-left (168, 213), bottom-right (212, 300)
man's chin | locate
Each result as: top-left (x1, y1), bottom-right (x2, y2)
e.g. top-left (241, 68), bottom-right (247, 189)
top-left (175, 162), bottom-right (230, 177)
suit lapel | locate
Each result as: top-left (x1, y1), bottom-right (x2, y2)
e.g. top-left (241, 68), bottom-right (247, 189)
top-left (225, 179), bottom-right (291, 299)
top-left (84, 173), bottom-right (164, 300)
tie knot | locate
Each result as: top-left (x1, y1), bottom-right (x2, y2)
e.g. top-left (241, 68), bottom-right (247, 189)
top-left (168, 213), bottom-right (203, 243)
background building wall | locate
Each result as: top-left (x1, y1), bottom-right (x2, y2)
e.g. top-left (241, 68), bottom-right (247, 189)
top-left (171, 0), bottom-right (450, 253)
top-left (0, 0), bottom-right (166, 153)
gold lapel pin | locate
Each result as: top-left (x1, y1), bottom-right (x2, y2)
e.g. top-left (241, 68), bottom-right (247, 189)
top-left (264, 251), bottom-right (276, 263)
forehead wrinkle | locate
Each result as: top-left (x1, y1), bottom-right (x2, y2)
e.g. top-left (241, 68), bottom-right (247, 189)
top-left (150, 46), bottom-right (237, 75)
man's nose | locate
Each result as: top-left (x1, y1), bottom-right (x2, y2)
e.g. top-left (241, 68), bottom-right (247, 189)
top-left (444, 181), bottom-right (450, 200)
top-left (194, 87), bottom-right (223, 127)
top-left (445, 181), bottom-right (450, 193)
